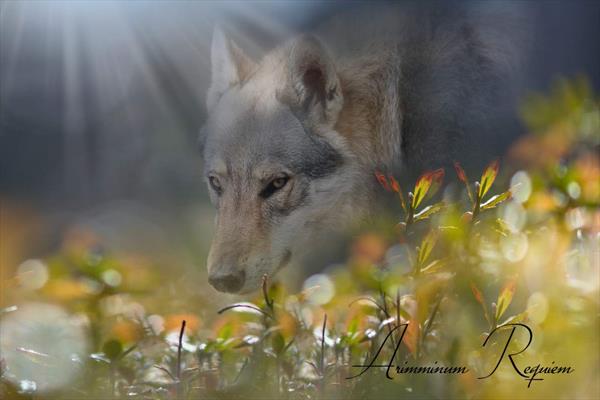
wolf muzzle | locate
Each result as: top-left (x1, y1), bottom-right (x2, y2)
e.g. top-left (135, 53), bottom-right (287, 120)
top-left (208, 267), bottom-right (246, 293)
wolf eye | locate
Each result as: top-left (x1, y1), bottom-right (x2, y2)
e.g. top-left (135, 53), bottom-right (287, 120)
top-left (261, 176), bottom-right (289, 198)
top-left (208, 176), bottom-right (222, 194)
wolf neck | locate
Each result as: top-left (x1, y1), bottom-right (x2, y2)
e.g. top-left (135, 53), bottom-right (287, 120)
top-left (334, 50), bottom-right (402, 173)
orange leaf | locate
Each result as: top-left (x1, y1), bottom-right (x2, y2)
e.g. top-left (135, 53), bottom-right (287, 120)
top-left (404, 319), bottom-right (420, 356)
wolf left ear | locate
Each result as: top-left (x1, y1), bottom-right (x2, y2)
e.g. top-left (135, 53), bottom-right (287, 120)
top-left (282, 35), bottom-right (343, 129)
top-left (207, 26), bottom-right (256, 110)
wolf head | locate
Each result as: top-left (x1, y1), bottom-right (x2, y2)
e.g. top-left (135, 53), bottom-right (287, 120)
top-left (201, 28), bottom-right (362, 293)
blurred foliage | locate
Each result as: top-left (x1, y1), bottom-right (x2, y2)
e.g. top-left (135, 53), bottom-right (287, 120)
top-left (1, 77), bottom-right (599, 399)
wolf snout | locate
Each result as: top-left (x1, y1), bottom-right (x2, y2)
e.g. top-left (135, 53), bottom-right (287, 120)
top-left (208, 268), bottom-right (246, 293)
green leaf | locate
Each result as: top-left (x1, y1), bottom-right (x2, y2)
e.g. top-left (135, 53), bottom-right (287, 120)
top-left (217, 323), bottom-right (233, 340)
top-left (216, 337), bottom-right (238, 351)
top-left (417, 230), bottom-right (438, 266)
top-left (478, 160), bottom-right (500, 199)
top-left (414, 202), bottom-right (446, 221)
top-left (494, 218), bottom-right (512, 237)
top-left (412, 169), bottom-right (445, 209)
top-left (498, 311), bottom-right (528, 327)
top-left (272, 332), bottom-right (285, 355)
top-left (481, 190), bottom-right (512, 210)
top-left (102, 339), bottom-right (123, 361)
top-left (495, 279), bottom-right (517, 321)
top-left (420, 259), bottom-right (447, 274)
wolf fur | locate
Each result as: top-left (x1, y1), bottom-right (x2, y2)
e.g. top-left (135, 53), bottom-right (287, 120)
top-left (200, 2), bottom-right (528, 293)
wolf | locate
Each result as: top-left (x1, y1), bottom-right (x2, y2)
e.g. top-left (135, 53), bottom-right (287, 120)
top-left (200, 3), bottom-right (527, 293)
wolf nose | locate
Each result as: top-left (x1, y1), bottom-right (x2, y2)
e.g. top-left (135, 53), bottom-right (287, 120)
top-left (208, 269), bottom-right (245, 293)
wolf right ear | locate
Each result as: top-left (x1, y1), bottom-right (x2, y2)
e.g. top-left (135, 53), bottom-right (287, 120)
top-left (207, 26), bottom-right (256, 110)
top-left (281, 35), bottom-right (343, 130)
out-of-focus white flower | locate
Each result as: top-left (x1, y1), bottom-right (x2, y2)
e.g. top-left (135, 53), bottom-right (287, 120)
top-left (567, 182), bottom-right (581, 200)
top-left (364, 328), bottom-right (377, 339)
top-left (17, 259), bottom-right (48, 290)
top-left (510, 171), bottom-right (532, 204)
top-left (501, 232), bottom-right (529, 262)
top-left (147, 314), bottom-right (165, 335)
top-left (302, 274), bottom-right (335, 305)
top-left (565, 207), bottom-right (588, 230)
top-left (565, 231), bottom-right (600, 294)
top-left (0, 302), bottom-right (89, 393)
top-left (101, 269), bottom-right (122, 287)
top-left (242, 335), bottom-right (260, 345)
top-left (501, 201), bottom-right (527, 232)
top-left (527, 292), bottom-right (549, 325)
top-left (312, 326), bottom-right (335, 347)
top-left (100, 294), bottom-right (145, 319)
top-left (165, 332), bottom-right (197, 352)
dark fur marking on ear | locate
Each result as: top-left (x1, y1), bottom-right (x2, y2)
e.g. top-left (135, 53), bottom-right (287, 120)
top-left (303, 67), bottom-right (326, 101)
top-left (299, 66), bottom-right (328, 116)
top-left (279, 106), bottom-right (345, 179)
top-left (294, 130), bottom-right (344, 179)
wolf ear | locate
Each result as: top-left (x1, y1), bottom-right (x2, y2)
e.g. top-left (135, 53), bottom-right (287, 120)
top-left (207, 26), bottom-right (256, 110)
top-left (282, 35), bottom-right (343, 129)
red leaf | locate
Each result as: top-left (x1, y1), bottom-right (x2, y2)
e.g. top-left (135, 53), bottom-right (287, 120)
top-left (453, 162), bottom-right (467, 184)
top-left (375, 171), bottom-right (390, 191)
top-left (389, 176), bottom-right (401, 193)
top-left (470, 282), bottom-right (484, 305)
top-left (471, 282), bottom-right (493, 327)
top-left (389, 175), bottom-right (408, 213)
top-left (431, 168), bottom-right (445, 186)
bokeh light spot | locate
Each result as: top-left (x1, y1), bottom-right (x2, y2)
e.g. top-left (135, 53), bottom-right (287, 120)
top-left (302, 274), bottom-right (335, 305)
top-left (17, 259), bottom-right (49, 290)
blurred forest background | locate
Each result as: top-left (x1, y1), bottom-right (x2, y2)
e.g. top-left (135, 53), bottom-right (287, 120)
top-left (0, 1), bottom-right (599, 399)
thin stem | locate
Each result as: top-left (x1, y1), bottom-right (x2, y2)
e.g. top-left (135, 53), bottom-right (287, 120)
top-left (176, 319), bottom-right (186, 399)
top-left (320, 314), bottom-right (327, 397)
top-left (472, 182), bottom-right (482, 221)
top-left (262, 274), bottom-right (274, 312)
top-left (320, 314), bottom-right (327, 374)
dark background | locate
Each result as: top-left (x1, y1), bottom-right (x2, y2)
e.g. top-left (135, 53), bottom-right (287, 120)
top-left (1, 0), bottom-right (599, 215)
